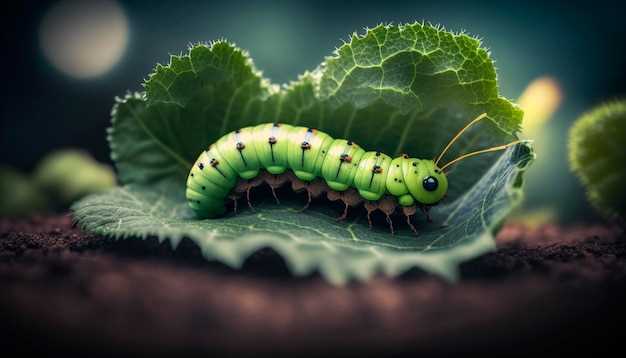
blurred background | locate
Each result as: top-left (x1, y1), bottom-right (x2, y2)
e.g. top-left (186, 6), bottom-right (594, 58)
top-left (1, 0), bottom-right (625, 222)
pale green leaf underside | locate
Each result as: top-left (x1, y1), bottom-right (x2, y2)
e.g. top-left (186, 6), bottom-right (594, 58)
top-left (74, 22), bottom-right (529, 284)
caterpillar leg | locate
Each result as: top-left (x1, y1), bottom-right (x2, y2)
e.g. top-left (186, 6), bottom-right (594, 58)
top-left (327, 188), bottom-right (363, 221)
top-left (261, 171), bottom-right (289, 205)
top-left (234, 177), bottom-right (265, 211)
top-left (420, 205), bottom-right (433, 223)
top-left (343, 189), bottom-right (364, 207)
top-left (289, 172), bottom-right (307, 192)
top-left (364, 202), bottom-right (376, 229)
top-left (269, 186), bottom-right (280, 205)
top-left (229, 194), bottom-right (239, 214)
top-left (298, 190), bottom-right (312, 212)
top-left (287, 172), bottom-right (310, 211)
top-left (292, 178), bottom-right (327, 212)
top-left (336, 202), bottom-right (349, 221)
top-left (246, 186), bottom-right (255, 210)
top-left (385, 214), bottom-right (395, 235)
top-left (379, 197), bottom-right (397, 235)
top-left (307, 180), bottom-right (328, 199)
top-left (326, 190), bottom-right (343, 219)
top-left (402, 206), bottom-right (419, 236)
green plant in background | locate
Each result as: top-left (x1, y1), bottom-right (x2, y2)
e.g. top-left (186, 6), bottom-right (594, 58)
top-left (72, 22), bottom-right (534, 284)
top-left (34, 149), bottom-right (116, 206)
top-left (0, 150), bottom-right (116, 217)
top-left (569, 100), bottom-right (626, 219)
top-left (0, 167), bottom-right (48, 216)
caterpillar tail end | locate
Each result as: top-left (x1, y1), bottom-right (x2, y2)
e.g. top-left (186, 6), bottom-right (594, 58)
top-left (186, 188), bottom-right (227, 219)
top-left (188, 201), bottom-right (226, 219)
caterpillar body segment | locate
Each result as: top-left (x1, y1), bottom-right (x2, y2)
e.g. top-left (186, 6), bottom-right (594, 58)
top-left (251, 123), bottom-right (291, 175)
top-left (353, 151), bottom-right (393, 202)
top-left (215, 127), bottom-right (261, 179)
top-left (185, 187), bottom-right (226, 216)
top-left (385, 156), bottom-right (415, 207)
top-left (320, 139), bottom-right (366, 192)
top-left (287, 126), bottom-right (334, 182)
top-left (186, 114), bottom-right (521, 234)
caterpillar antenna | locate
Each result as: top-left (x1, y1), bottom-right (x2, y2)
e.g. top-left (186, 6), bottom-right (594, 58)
top-left (441, 140), bottom-right (523, 172)
top-left (434, 113), bottom-right (488, 166)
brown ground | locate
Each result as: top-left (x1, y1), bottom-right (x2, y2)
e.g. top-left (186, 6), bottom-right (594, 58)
top-left (1, 215), bottom-right (625, 356)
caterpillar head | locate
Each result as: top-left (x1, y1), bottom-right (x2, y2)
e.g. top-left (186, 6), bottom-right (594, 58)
top-left (406, 159), bottom-right (448, 205)
top-left (419, 113), bottom-right (523, 205)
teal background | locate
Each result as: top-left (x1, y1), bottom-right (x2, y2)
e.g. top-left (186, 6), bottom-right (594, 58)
top-left (1, 0), bottom-right (625, 222)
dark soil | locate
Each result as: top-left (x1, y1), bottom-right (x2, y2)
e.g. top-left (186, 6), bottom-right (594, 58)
top-left (1, 215), bottom-right (625, 356)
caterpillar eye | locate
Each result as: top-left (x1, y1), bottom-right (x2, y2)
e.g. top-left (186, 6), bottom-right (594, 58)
top-left (422, 176), bottom-right (438, 191)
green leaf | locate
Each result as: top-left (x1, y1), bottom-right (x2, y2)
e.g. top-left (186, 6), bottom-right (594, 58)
top-left (109, 42), bottom-right (275, 185)
top-left (569, 100), bottom-right (626, 219)
top-left (74, 23), bottom-right (531, 284)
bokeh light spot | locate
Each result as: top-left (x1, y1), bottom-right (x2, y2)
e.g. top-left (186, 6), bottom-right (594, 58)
top-left (518, 76), bottom-right (563, 137)
top-left (39, 0), bottom-right (129, 79)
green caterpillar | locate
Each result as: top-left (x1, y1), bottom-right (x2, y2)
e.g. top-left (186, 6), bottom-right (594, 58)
top-left (186, 113), bottom-right (520, 234)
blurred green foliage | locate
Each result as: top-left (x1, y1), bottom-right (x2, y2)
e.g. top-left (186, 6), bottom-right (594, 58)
top-left (34, 150), bottom-right (116, 205)
top-left (569, 100), bottom-right (626, 219)
top-left (0, 167), bottom-right (48, 216)
top-left (1, 150), bottom-right (116, 217)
